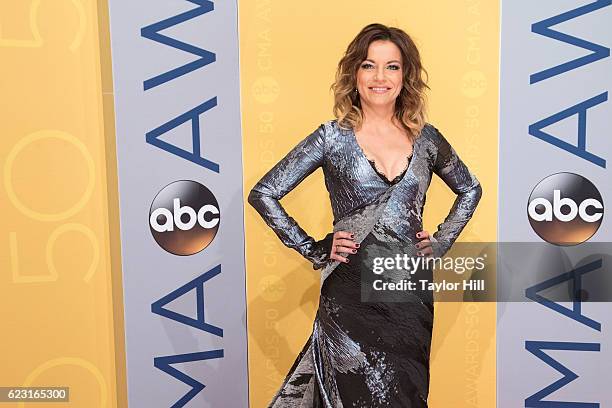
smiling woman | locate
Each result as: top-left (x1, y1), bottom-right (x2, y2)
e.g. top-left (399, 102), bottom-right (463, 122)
top-left (248, 23), bottom-right (482, 407)
top-left (357, 41), bottom-right (404, 105)
top-left (332, 24), bottom-right (429, 140)
top-left (354, 41), bottom-right (414, 182)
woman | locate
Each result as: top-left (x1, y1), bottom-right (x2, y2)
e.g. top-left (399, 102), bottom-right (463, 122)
top-left (248, 23), bottom-right (482, 407)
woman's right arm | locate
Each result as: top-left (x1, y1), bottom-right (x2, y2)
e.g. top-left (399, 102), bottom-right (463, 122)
top-left (247, 124), bottom-right (333, 269)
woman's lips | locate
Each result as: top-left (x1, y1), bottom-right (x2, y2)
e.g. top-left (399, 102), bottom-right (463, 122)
top-left (369, 87), bottom-right (391, 94)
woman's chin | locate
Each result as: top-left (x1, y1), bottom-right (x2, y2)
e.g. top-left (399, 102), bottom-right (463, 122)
top-left (362, 98), bottom-right (397, 109)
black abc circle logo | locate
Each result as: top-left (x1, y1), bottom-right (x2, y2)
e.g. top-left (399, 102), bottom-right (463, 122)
top-left (527, 172), bottom-right (603, 246)
top-left (149, 180), bottom-right (220, 255)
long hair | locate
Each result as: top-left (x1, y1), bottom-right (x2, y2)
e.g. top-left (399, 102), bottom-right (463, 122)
top-left (331, 23), bottom-right (429, 139)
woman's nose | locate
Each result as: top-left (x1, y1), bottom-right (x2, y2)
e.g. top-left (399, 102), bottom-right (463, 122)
top-left (374, 67), bottom-right (385, 80)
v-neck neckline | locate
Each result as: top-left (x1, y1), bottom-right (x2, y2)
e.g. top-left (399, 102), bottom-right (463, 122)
top-left (367, 155), bottom-right (411, 185)
top-left (350, 127), bottom-right (418, 186)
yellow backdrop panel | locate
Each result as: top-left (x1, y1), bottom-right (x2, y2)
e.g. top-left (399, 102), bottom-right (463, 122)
top-left (240, 1), bottom-right (498, 407)
top-left (0, 1), bottom-right (126, 407)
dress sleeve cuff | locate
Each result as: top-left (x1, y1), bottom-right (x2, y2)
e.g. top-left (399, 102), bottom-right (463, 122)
top-left (306, 233), bottom-right (334, 270)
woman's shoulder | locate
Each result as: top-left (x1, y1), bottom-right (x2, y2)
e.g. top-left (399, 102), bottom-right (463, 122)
top-left (315, 119), bottom-right (353, 147)
top-left (320, 119), bottom-right (351, 137)
top-left (418, 122), bottom-right (441, 140)
top-left (418, 122), bottom-right (451, 147)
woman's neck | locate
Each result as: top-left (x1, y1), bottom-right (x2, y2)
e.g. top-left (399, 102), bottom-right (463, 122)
top-left (360, 103), bottom-right (398, 130)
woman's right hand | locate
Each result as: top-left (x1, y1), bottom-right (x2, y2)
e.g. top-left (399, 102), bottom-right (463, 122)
top-left (330, 231), bottom-right (359, 263)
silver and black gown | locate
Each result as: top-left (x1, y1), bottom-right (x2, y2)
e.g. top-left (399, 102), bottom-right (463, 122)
top-left (248, 120), bottom-right (482, 407)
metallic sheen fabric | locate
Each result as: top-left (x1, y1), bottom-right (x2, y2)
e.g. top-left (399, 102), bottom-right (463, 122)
top-left (248, 120), bottom-right (482, 407)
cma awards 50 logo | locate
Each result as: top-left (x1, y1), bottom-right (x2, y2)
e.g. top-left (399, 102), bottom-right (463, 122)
top-left (527, 172), bottom-right (603, 246)
top-left (149, 180), bottom-right (220, 255)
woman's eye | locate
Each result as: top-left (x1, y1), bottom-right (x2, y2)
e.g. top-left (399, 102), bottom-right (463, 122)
top-left (387, 65), bottom-right (400, 71)
top-left (361, 63), bottom-right (374, 69)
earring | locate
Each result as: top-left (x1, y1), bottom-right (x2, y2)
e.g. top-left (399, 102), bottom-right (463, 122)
top-left (354, 88), bottom-right (358, 94)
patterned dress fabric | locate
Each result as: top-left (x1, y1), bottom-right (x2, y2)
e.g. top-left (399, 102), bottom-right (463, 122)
top-left (248, 120), bottom-right (482, 407)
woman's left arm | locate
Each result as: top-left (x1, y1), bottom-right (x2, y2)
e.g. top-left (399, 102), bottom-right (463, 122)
top-left (430, 126), bottom-right (482, 257)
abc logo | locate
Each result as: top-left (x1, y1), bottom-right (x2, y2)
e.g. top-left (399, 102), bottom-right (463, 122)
top-left (527, 173), bottom-right (603, 246)
top-left (149, 180), bottom-right (220, 255)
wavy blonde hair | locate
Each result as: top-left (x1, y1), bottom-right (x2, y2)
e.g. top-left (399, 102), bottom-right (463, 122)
top-left (331, 23), bottom-right (429, 139)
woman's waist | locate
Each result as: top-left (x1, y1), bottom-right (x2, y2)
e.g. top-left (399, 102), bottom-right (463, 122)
top-left (373, 219), bottom-right (423, 243)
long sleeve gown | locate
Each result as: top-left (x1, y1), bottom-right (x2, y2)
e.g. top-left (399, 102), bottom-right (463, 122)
top-left (248, 120), bottom-right (482, 407)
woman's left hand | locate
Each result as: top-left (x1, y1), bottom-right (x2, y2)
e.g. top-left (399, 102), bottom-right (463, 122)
top-left (415, 230), bottom-right (434, 257)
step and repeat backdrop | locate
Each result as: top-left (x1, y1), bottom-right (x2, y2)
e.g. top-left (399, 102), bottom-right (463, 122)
top-left (498, 1), bottom-right (611, 406)
top-left (0, 0), bottom-right (609, 407)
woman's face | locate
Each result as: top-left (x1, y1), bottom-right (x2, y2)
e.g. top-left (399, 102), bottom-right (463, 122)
top-left (356, 40), bottom-right (404, 110)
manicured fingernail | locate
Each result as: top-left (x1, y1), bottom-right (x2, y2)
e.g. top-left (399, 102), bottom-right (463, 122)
top-left (355, 243), bottom-right (360, 248)
top-left (417, 251), bottom-right (423, 256)
top-left (352, 249), bottom-right (357, 253)
top-left (350, 234), bottom-right (355, 239)
top-left (416, 232), bottom-right (421, 238)
top-left (345, 259), bottom-right (350, 263)
top-left (415, 243), bottom-right (420, 249)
